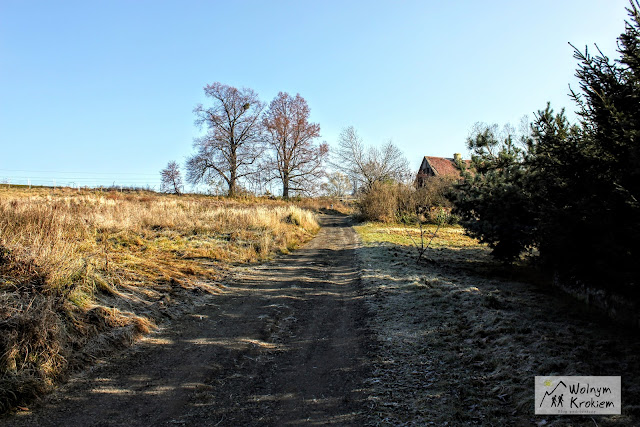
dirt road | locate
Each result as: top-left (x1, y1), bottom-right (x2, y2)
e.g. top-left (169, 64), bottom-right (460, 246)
top-left (5, 215), bottom-right (370, 426)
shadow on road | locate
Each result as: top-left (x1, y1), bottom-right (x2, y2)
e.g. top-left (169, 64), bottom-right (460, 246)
top-left (4, 215), bottom-right (372, 426)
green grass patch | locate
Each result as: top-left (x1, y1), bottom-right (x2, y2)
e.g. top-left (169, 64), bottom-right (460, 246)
top-left (354, 222), bottom-right (482, 249)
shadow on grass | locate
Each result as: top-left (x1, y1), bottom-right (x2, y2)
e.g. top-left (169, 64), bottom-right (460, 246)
top-left (2, 216), bottom-right (375, 426)
top-left (358, 238), bottom-right (640, 425)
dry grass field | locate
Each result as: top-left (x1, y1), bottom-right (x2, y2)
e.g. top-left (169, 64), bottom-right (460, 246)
top-left (356, 222), bottom-right (640, 426)
top-left (0, 187), bottom-right (321, 413)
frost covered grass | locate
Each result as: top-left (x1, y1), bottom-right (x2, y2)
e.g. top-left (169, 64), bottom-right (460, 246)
top-left (356, 222), bottom-right (640, 425)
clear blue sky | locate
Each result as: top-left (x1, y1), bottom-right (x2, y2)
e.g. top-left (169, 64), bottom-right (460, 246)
top-left (0, 0), bottom-right (631, 189)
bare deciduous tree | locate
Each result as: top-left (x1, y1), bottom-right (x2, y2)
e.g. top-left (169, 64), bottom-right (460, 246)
top-left (321, 171), bottom-right (353, 197)
top-left (332, 126), bottom-right (410, 192)
top-left (262, 92), bottom-right (328, 198)
top-left (332, 126), bottom-right (366, 192)
top-left (160, 161), bottom-right (183, 195)
top-left (186, 82), bottom-right (264, 197)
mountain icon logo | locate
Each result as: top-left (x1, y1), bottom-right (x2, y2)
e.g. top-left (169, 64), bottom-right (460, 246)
top-left (540, 380), bottom-right (567, 407)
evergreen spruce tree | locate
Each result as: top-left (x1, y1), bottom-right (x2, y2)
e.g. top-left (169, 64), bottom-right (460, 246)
top-left (450, 124), bottom-right (536, 261)
top-left (452, 1), bottom-right (640, 292)
top-left (548, 0), bottom-right (640, 286)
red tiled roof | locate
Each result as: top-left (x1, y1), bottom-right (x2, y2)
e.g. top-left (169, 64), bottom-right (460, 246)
top-left (425, 156), bottom-right (460, 177)
top-left (420, 156), bottom-right (471, 178)
top-left (416, 156), bottom-right (473, 188)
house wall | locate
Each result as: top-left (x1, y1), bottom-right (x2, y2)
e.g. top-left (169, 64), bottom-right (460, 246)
top-left (416, 160), bottom-right (436, 187)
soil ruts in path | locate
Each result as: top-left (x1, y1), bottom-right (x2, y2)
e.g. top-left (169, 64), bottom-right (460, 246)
top-left (4, 214), bottom-right (370, 426)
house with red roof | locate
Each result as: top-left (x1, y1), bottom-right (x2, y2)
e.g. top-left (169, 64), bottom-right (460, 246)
top-left (415, 153), bottom-right (470, 187)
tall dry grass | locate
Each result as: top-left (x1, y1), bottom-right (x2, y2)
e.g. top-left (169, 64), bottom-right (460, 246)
top-left (0, 188), bottom-right (319, 412)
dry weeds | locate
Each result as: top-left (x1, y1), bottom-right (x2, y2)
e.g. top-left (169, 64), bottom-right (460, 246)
top-left (0, 187), bottom-right (319, 413)
top-left (356, 222), bottom-right (640, 426)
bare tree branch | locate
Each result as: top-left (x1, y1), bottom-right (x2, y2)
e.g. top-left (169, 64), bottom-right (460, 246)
top-left (331, 126), bottom-right (410, 192)
top-left (160, 161), bottom-right (183, 195)
top-left (262, 92), bottom-right (327, 198)
top-left (186, 82), bottom-right (265, 196)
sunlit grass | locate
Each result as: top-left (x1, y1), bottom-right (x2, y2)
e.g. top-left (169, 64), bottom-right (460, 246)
top-left (354, 222), bottom-right (481, 249)
top-left (0, 187), bottom-right (319, 412)
top-left (355, 221), bottom-right (640, 425)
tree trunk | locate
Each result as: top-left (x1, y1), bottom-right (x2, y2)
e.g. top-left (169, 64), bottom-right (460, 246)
top-left (282, 171), bottom-right (289, 199)
top-left (229, 147), bottom-right (237, 197)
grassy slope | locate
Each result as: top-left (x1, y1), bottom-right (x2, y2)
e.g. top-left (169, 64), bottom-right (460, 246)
top-left (0, 187), bottom-right (322, 413)
top-left (356, 222), bottom-right (640, 426)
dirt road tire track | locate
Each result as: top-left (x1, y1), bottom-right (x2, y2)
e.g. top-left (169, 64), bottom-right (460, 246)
top-left (3, 215), bottom-right (370, 426)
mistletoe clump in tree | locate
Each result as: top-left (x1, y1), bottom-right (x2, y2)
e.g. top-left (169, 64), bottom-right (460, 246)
top-left (186, 83), bottom-right (265, 197)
